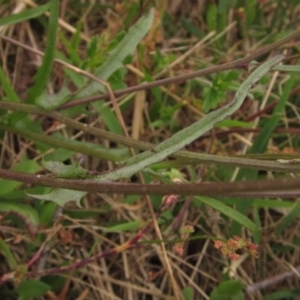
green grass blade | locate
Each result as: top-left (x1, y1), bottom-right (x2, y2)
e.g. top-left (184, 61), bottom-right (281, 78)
top-left (0, 65), bottom-right (20, 102)
top-left (0, 203), bottom-right (40, 236)
top-left (275, 203), bottom-right (300, 235)
top-left (251, 74), bottom-right (295, 152)
top-left (0, 239), bottom-right (17, 269)
top-left (0, 3), bottom-right (50, 27)
top-left (27, 0), bottom-right (59, 102)
top-left (195, 196), bottom-right (259, 234)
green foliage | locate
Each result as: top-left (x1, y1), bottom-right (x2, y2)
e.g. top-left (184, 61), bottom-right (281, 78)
top-left (202, 71), bottom-right (238, 112)
top-left (263, 289), bottom-right (300, 300)
top-left (206, 5), bottom-right (217, 32)
top-left (0, 238), bottom-right (17, 269)
top-left (16, 280), bottom-right (51, 300)
top-left (77, 9), bottom-right (154, 97)
top-left (275, 203), bottom-right (300, 235)
top-left (27, 0), bottom-right (59, 102)
top-left (151, 102), bottom-right (183, 130)
top-left (93, 100), bottom-right (124, 135)
top-left (35, 86), bottom-right (72, 110)
top-left (42, 159), bottom-right (89, 179)
top-left (231, 74), bottom-right (296, 235)
top-left (195, 197), bottom-right (259, 234)
top-left (103, 220), bottom-right (143, 232)
top-left (0, 3), bottom-right (50, 27)
top-left (83, 32), bottom-right (126, 71)
top-left (0, 64), bottom-right (20, 103)
top-left (182, 286), bottom-right (194, 300)
top-left (0, 203), bottom-right (39, 235)
top-left (0, 160), bottom-right (41, 196)
top-left (27, 188), bottom-right (86, 207)
top-left (210, 280), bottom-right (244, 300)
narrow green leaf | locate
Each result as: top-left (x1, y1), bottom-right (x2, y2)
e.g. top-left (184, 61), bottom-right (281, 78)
top-left (0, 65), bottom-right (20, 102)
top-left (55, 50), bottom-right (85, 87)
top-left (16, 280), bottom-right (51, 300)
top-left (103, 220), bottom-right (142, 232)
top-left (42, 160), bottom-right (89, 179)
top-left (246, 0), bottom-right (256, 27)
top-left (251, 74), bottom-right (295, 152)
top-left (94, 100), bottom-right (123, 135)
top-left (0, 160), bottom-right (41, 196)
top-left (27, 0), bottom-right (59, 101)
top-left (273, 65), bottom-right (300, 72)
top-left (0, 3), bottom-right (50, 27)
top-left (216, 120), bottom-right (253, 128)
top-left (27, 189), bottom-right (86, 207)
top-left (195, 196), bottom-right (259, 234)
top-left (0, 238), bottom-right (18, 269)
top-left (275, 203), bottom-right (300, 235)
top-left (231, 74), bottom-right (295, 235)
top-left (76, 9), bottom-right (154, 98)
top-left (35, 87), bottom-right (72, 110)
top-left (263, 289), bottom-right (300, 300)
top-left (0, 203), bottom-right (39, 235)
top-left (206, 5), bottom-right (217, 31)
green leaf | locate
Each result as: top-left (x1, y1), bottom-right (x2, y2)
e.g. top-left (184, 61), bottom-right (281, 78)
top-left (103, 220), bottom-right (143, 232)
top-left (27, 189), bottom-right (86, 207)
top-left (16, 280), bottom-right (51, 300)
top-left (35, 86), bottom-right (72, 110)
top-left (0, 203), bottom-right (39, 235)
top-left (246, 0), bottom-right (256, 27)
top-left (93, 100), bottom-right (123, 135)
top-left (206, 5), bottom-right (217, 31)
top-left (42, 159), bottom-right (89, 179)
top-left (55, 50), bottom-right (85, 87)
top-left (251, 74), bottom-right (295, 153)
top-left (27, 0), bottom-right (59, 101)
top-left (203, 86), bottom-right (219, 112)
top-left (182, 18), bottom-right (204, 39)
top-left (87, 36), bottom-right (98, 58)
top-left (0, 3), bottom-right (50, 27)
top-left (0, 160), bottom-right (41, 196)
top-left (195, 196), bottom-right (259, 234)
top-left (210, 280), bottom-right (244, 300)
top-left (0, 238), bottom-right (17, 269)
top-left (216, 120), bottom-right (253, 128)
top-left (275, 203), bottom-right (300, 235)
top-left (182, 286), bottom-right (194, 300)
top-left (0, 65), bottom-right (20, 102)
top-left (263, 289), bottom-right (300, 300)
top-left (76, 8), bottom-right (154, 98)
top-left (274, 65), bottom-right (300, 72)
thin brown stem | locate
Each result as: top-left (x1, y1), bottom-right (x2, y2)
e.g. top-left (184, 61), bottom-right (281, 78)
top-left (0, 168), bottom-right (300, 198)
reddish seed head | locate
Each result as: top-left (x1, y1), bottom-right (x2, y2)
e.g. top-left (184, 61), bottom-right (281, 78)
top-left (214, 240), bottom-right (223, 249)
